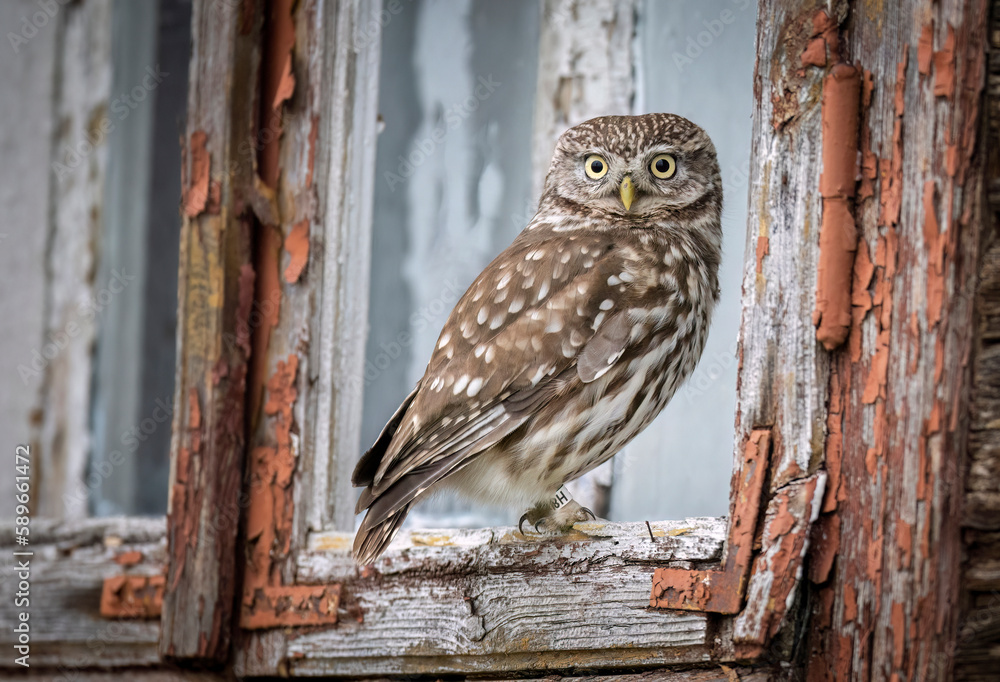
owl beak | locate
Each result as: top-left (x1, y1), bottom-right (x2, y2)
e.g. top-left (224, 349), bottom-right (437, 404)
top-left (619, 176), bottom-right (635, 211)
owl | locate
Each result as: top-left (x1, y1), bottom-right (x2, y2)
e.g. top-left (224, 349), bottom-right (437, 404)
top-left (353, 113), bottom-right (723, 564)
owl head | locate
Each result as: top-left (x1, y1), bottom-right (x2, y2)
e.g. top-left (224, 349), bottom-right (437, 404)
top-left (540, 113), bottom-right (722, 220)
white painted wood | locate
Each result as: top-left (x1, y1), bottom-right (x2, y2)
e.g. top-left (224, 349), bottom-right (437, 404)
top-left (529, 0), bottom-right (637, 516)
top-left (287, 518), bottom-right (727, 676)
top-left (0, 0), bottom-right (59, 517)
top-left (0, 517), bottom-right (166, 670)
top-left (733, 15), bottom-right (828, 483)
top-left (36, 0), bottom-right (114, 519)
top-left (531, 0), bottom-right (637, 198)
top-left (308, 0), bottom-right (385, 533)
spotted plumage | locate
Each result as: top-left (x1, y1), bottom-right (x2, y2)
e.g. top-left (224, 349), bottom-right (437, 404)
top-left (353, 113), bottom-right (723, 563)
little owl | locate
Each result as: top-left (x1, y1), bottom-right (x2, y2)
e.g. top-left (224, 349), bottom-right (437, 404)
top-left (353, 113), bottom-right (722, 564)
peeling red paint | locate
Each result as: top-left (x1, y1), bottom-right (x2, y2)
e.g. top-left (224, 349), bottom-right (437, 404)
top-left (802, 10), bottom-right (838, 67)
top-left (924, 182), bottom-right (945, 329)
top-left (101, 574), bottom-right (165, 619)
top-left (917, 22), bottom-right (933, 75)
top-left (242, 585), bottom-right (340, 629)
top-left (735, 473), bottom-right (825, 649)
top-left (808, 512), bottom-right (840, 584)
top-left (650, 430), bottom-right (771, 613)
top-left (283, 220), bottom-right (310, 283)
top-left (933, 26), bottom-right (956, 98)
top-left (272, 53), bottom-right (296, 111)
top-left (183, 130), bottom-right (210, 218)
top-left (258, 0), bottom-right (296, 189)
top-left (249, 225), bottom-right (283, 422)
top-left (114, 550), bottom-right (143, 567)
top-left (755, 235), bottom-right (768, 274)
top-left (814, 63), bottom-right (861, 350)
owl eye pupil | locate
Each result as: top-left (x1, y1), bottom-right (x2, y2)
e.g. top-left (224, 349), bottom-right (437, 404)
top-left (655, 158), bottom-right (669, 174)
top-left (590, 160), bottom-right (604, 173)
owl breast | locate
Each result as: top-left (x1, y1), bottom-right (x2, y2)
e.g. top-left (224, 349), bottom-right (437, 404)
top-left (443, 234), bottom-right (718, 509)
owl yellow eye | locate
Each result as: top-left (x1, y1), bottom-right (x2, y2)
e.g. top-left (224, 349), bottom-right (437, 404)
top-left (650, 153), bottom-right (677, 179)
top-left (584, 154), bottom-right (609, 179)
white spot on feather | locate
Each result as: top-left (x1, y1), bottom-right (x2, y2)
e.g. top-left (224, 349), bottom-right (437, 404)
top-left (599, 299), bottom-right (614, 310)
top-left (438, 332), bottom-right (451, 349)
top-left (453, 375), bottom-right (470, 395)
top-left (607, 275), bottom-right (621, 286)
top-left (466, 377), bottom-right (484, 397)
top-left (477, 307), bottom-right (488, 324)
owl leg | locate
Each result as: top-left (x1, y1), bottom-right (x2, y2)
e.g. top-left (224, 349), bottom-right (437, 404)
top-left (518, 500), bottom-right (597, 535)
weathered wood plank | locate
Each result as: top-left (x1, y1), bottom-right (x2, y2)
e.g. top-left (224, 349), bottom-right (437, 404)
top-left (235, 0), bottom-right (383, 674)
top-left (279, 520), bottom-right (726, 676)
top-left (788, 0), bottom-right (988, 679)
top-left (0, 517), bottom-right (166, 670)
top-left (305, 0), bottom-right (385, 535)
top-left (37, 0), bottom-right (113, 519)
top-left (160, 0), bottom-right (260, 664)
top-left (957, 0), bottom-right (1000, 677)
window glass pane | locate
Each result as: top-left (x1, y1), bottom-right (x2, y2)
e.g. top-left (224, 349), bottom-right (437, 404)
top-left (609, 0), bottom-right (756, 521)
top-left (364, 0), bottom-right (541, 527)
top-left (363, 0), bottom-right (755, 527)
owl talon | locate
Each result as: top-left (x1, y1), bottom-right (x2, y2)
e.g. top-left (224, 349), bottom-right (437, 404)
top-left (519, 499), bottom-right (598, 535)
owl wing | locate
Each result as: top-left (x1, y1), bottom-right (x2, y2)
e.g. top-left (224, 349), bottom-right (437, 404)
top-left (354, 228), bottom-right (640, 525)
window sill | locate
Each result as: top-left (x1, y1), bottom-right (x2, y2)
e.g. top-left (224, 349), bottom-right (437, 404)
top-left (287, 517), bottom-right (730, 677)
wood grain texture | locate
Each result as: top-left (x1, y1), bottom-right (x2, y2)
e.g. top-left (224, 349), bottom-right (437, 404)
top-left (235, 0), bottom-right (383, 673)
top-left (304, 0), bottom-right (384, 535)
top-left (956, 1), bottom-right (1000, 677)
top-left (0, 517), bottom-right (166, 670)
top-left (788, 1), bottom-right (987, 679)
top-left (159, 0), bottom-right (259, 663)
top-left (283, 521), bottom-right (728, 676)
top-left (36, 0), bottom-right (112, 519)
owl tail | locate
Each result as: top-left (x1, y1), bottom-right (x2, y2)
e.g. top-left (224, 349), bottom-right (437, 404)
top-left (353, 504), bottom-right (410, 565)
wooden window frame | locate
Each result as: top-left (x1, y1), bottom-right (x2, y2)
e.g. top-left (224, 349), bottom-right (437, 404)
top-left (156, 1), bottom-right (823, 675)
top-left (2, 0), bottom-right (986, 678)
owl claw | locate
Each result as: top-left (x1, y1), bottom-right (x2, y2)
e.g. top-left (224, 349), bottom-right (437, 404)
top-left (518, 513), bottom-right (534, 535)
top-left (518, 500), bottom-right (599, 536)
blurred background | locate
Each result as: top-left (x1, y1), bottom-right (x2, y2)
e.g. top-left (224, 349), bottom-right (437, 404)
top-left (0, 0), bottom-right (754, 526)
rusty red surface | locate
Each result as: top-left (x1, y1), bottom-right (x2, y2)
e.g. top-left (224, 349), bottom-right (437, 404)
top-left (241, 585), bottom-right (340, 629)
top-left (100, 574), bottom-right (165, 619)
top-left (814, 63), bottom-right (861, 351)
top-left (183, 130), bottom-right (210, 218)
top-left (650, 429), bottom-right (771, 613)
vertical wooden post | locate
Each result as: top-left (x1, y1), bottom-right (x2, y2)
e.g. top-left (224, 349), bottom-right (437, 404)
top-left (741, 1), bottom-right (988, 678)
top-left (159, 0), bottom-right (260, 664)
